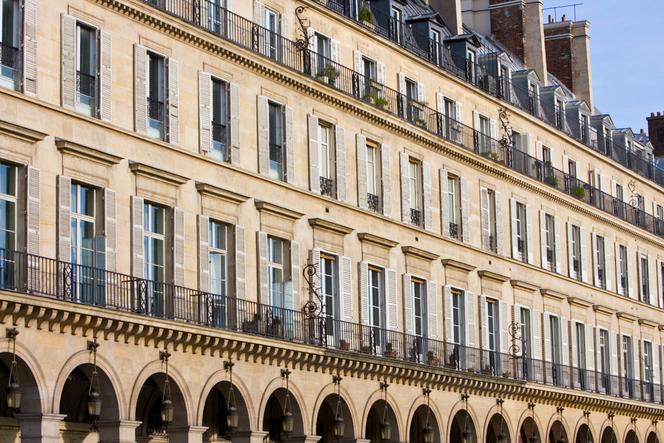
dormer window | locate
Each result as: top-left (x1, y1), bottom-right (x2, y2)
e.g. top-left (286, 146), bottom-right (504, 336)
top-left (390, 6), bottom-right (402, 44)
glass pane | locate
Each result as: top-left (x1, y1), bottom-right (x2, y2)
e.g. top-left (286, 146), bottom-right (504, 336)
top-left (269, 237), bottom-right (282, 264)
top-left (79, 185), bottom-right (95, 217)
top-left (151, 238), bottom-right (164, 267)
top-left (0, 163), bottom-right (15, 196)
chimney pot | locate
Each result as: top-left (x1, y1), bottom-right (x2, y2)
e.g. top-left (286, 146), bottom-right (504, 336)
top-left (652, 112), bottom-right (656, 117)
top-left (658, 112), bottom-right (662, 117)
top-left (562, 14), bottom-right (566, 21)
top-left (641, 129), bottom-right (645, 134)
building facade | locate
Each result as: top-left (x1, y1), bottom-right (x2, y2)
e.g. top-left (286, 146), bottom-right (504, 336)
top-left (0, 0), bottom-right (663, 442)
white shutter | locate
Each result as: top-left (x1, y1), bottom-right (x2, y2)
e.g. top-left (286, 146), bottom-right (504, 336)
top-left (472, 111), bottom-right (480, 131)
top-left (417, 82), bottom-right (424, 103)
top-left (610, 333), bottom-right (618, 376)
top-left (257, 96), bottom-right (270, 175)
top-left (591, 233), bottom-right (599, 286)
top-left (495, 191), bottom-right (504, 254)
top-left (490, 119), bottom-right (497, 140)
top-left (627, 246), bottom-right (635, 298)
top-left (356, 134), bottom-right (368, 209)
top-left (654, 345), bottom-right (660, 384)
top-left (399, 152), bottom-right (410, 223)
top-left (444, 285), bottom-right (453, 343)
top-left (526, 205), bottom-right (534, 264)
top-left (61, 15), bottom-right (77, 110)
top-left (290, 240), bottom-right (300, 308)
top-left (567, 222), bottom-right (574, 278)
top-left (133, 44), bottom-right (148, 134)
top-left (480, 295), bottom-right (488, 350)
top-left (331, 39), bottom-right (340, 64)
top-left (561, 317), bottom-right (569, 366)
top-left (353, 50), bottom-right (365, 94)
top-left (455, 102), bottom-right (463, 127)
top-left (481, 187), bottom-right (490, 249)
top-left (440, 169), bottom-right (449, 237)
top-left (308, 114), bottom-right (320, 193)
top-left (649, 255), bottom-right (656, 306)
top-left (423, 161), bottom-right (432, 230)
top-left (386, 268), bottom-right (398, 330)
top-left (22, 0), bottom-right (37, 96)
top-left (381, 144), bottom-right (391, 217)
top-left (335, 126), bottom-right (346, 202)
top-left (427, 281), bottom-right (438, 339)
top-left (340, 256), bottom-right (353, 322)
top-left (536, 141), bottom-right (543, 160)
top-left (104, 188), bottom-right (117, 272)
top-left (234, 225), bottom-right (245, 299)
top-left (523, 133), bottom-right (532, 155)
top-left (436, 92), bottom-right (445, 114)
top-left (510, 198), bottom-right (518, 260)
top-left (26, 166), bottom-right (40, 255)
top-left (198, 71), bottom-right (212, 153)
top-left (403, 274), bottom-right (413, 335)
top-left (253, 1), bottom-right (264, 23)
top-left (257, 231), bottom-right (268, 303)
top-left (580, 227), bottom-right (589, 282)
top-left (615, 243), bottom-right (623, 295)
top-left (377, 62), bottom-right (385, 85)
top-left (167, 58), bottom-right (179, 144)
top-left (499, 301), bottom-right (509, 353)
top-left (586, 326), bottom-right (595, 371)
top-left (544, 313), bottom-right (552, 362)
top-left (460, 178), bottom-right (470, 243)
top-left (285, 105), bottom-right (295, 184)
top-left (359, 261), bottom-right (369, 325)
top-left (604, 239), bottom-right (612, 291)
top-left (307, 27), bottom-right (317, 74)
top-left (131, 196), bottom-right (145, 278)
top-left (230, 83), bottom-right (241, 164)
top-left (554, 216), bottom-right (562, 273)
top-left (532, 309), bottom-right (542, 359)
top-left (465, 291), bottom-right (476, 346)
top-left (571, 322), bottom-right (579, 367)
top-left (57, 175), bottom-right (72, 262)
top-left (173, 208), bottom-right (185, 286)
top-left (198, 215), bottom-right (210, 292)
top-left (99, 30), bottom-right (113, 121)
top-left (539, 210), bottom-right (547, 268)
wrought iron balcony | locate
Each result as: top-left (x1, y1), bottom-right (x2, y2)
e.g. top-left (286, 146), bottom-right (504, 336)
top-left (320, 176), bottom-right (336, 197)
top-left (449, 222), bottom-right (459, 239)
top-left (367, 193), bottom-right (380, 212)
top-left (410, 208), bottom-right (422, 227)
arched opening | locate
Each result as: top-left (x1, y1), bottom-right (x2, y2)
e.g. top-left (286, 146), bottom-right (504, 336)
top-left (486, 413), bottom-right (510, 443)
top-left (262, 387), bottom-right (304, 442)
top-left (0, 352), bottom-right (41, 442)
top-left (549, 421), bottom-right (568, 443)
top-left (135, 373), bottom-right (188, 439)
top-left (647, 432), bottom-right (659, 443)
top-left (315, 393), bottom-right (355, 443)
top-left (576, 424), bottom-right (594, 443)
top-left (59, 363), bottom-right (119, 441)
top-left (202, 381), bottom-right (250, 442)
top-left (409, 404), bottom-right (440, 443)
top-left (625, 430), bottom-right (639, 443)
top-left (601, 428), bottom-right (617, 443)
top-left (518, 417), bottom-right (540, 443)
top-left (450, 410), bottom-right (477, 443)
top-left (365, 399), bottom-right (399, 443)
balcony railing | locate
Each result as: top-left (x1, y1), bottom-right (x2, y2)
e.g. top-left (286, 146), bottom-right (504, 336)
top-left (367, 193), bottom-right (380, 212)
top-left (3, 246), bottom-right (661, 404)
top-left (449, 222), bottom-right (459, 239)
top-left (410, 208), bottom-right (422, 226)
top-left (320, 176), bottom-right (336, 197)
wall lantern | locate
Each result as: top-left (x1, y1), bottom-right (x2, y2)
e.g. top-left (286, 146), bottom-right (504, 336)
top-left (5, 328), bottom-right (21, 411)
top-left (86, 339), bottom-right (102, 420)
top-left (281, 369), bottom-right (294, 434)
top-left (160, 350), bottom-right (174, 425)
top-left (223, 360), bottom-right (239, 432)
top-left (379, 381), bottom-right (391, 441)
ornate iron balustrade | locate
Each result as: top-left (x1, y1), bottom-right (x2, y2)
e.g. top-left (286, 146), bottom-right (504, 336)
top-left (320, 176), bottom-right (336, 197)
top-left (449, 222), bottom-right (459, 239)
top-left (410, 208), bottom-right (422, 227)
top-left (367, 193), bottom-right (380, 212)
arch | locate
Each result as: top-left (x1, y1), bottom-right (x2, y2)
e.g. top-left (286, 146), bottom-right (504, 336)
top-left (450, 409), bottom-right (477, 443)
top-left (548, 420), bottom-right (568, 443)
top-left (365, 398), bottom-right (399, 443)
top-left (58, 363), bottom-right (120, 422)
top-left (646, 432), bottom-right (659, 443)
top-left (600, 426), bottom-right (618, 443)
top-left (519, 416), bottom-right (542, 443)
top-left (262, 387), bottom-right (305, 441)
top-left (133, 371), bottom-right (190, 439)
top-left (486, 413), bottom-right (511, 443)
top-left (576, 424), bottom-right (594, 443)
top-left (0, 350), bottom-right (43, 416)
top-left (409, 404), bottom-right (441, 443)
top-left (360, 387), bottom-right (404, 442)
top-left (625, 430), bottom-right (639, 443)
top-left (406, 394), bottom-right (445, 443)
top-left (311, 381), bottom-right (361, 438)
top-left (197, 369), bottom-right (256, 429)
top-left (200, 379), bottom-right (251, 442)
top-left (315, 393), bottom-right (355, 443)
top-left (257, 375), bottom-right (310, 436)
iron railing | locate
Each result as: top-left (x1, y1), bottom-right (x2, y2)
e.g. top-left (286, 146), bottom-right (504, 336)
top-left (76, 71), bottom-right (97, 110)
top-left (0, 42), bottom-right (20, 87)
top-left (367, 193), bottom-right (380, 212)
top-left (320, 176), bottom-right (335, 197)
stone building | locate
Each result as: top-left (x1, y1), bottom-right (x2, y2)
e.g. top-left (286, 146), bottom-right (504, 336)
top-left (0, 0), bottom-right (662, 442)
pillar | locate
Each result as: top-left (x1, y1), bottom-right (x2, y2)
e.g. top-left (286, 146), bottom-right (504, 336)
top-left (233, 430), bottom-right (270, 443)
top-left (169, 425), bottom-right (208, 443)
top-left (97, 420), bottom-right (142, 443)
top-left (17, 413), bottom-right (66, 443)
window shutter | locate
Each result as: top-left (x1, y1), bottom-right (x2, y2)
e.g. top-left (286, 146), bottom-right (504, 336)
top-left (499, 301), bottom-right (509, 353)
top-left (26, 166), bottom-right (40, 255)
top-left (591, 232), bottom-right (599, 286)
top-left (386, 268), bottom-right (397, 330)
top-left (627, 246), bottom-right (634, 298)
top-left (539, 210), bottom-right (547, 268)
top-left (427, 281), bottom-right (438, 339)
top-left (257, 231), bottom-right (268, 303)
top-left (480, 187), bottom-right (490, 249)
top-left (198, 71), bottom-right (212, 153)
top-left (60, 14), bottom-right (77, 110)
top-left (495, 191), bottom-right (504, 254)
top-left (543, 313), bottom-right (551, 362)
top-left (234, 225), bottom-right (245, 299)
top-left (532, 309), bottom-right (542, 360)
top-left (580, 227), bottom-right (589, 282)
top-left (567, 223), bottom-right (574, 278)
top-left (104, 188), bottom-right (117, 272)
top-left (173, 208), bottom-right (185, 286)
top-left (230, 83), bottom-right (241, 164)
top-left (167, 58), bottom-right (179, 144)
top-left (257, 96), bottom-right (269, 175)
top-left (489, 119), bottom-right (497, 140)
top-left (356, 134), bottom-right (368, 209)
top-left (615, 243), bottom-right (622, 295)
top-left (610, 333), bottom-right (618, 376)
top-left (604, 239), bottom-right (612, 291)
top-left (22, 0), bottom-right (37, 96)
top-left (340, 256), bottom-right (353, 322)
top-left (331, 39), bottom-right (340, 64)
top-left (353, 50), bottom-right (363, 73)
top-left (635, 339), bottom-right (641, 382)
top-left (465, 291), bottom-right (476, 346)
top-left (381, 144), bottom-right (391, 217)
top-left (131, 196), bottom-right (145, 278)
top-left (526, 205), bottom-right (533, 264)
top-left (403, 274), bottom-right (413, 335)
top-left (460, 178), bottom-right (470, 244)
top-left (377, 62), bottom-right (385, 85)
top-left (439, 169), bottom-right (449, 237)
top-left (455, 102), bottom-right (463, 126)
top-left (133, 44), bottom-right (148, 134)
top-left (285, 105), bottom-right (295, 184)
top-left (399, 151), bottom-right (410, 223)
top-left (197, 215), bottom-right (210, 292)
top-left (57, 175), bottom-right (71, 262)
top-left (554, 217), bottom-right (562, 273)
top-left (571, 322), bottom-right (579, 368)
top-left (359, 261), bottom-right (369, 325)
top-left (653, 345), bottom-right (660, 384)
top-left (479, 295), bottom-right (488, 350)
top-left (561, 317), bottom-right (569, 366)
top-left (523, 133), bottom-right (532, 156)
top-left (307, 114), bottom-right (320, 193)
top-left (253, 1), bottom-right (264, 23)
top-left (444, 285), bottom-right (453, 343)
top-left (307, 248), bottom-right (321, 300)
top-left (307, 27), bottom-right (317, 74)
top-left (648, 255), bottom-right (656, 305)
top-left (290, 240), bottom-right (299, 309)
top-left (473, 111), bottom-right (480, 132)
top-left (586, 325), bottom-right (595, 371)
top-left (536, 141), bottom-right (543, 161)
top-left (510, 198), bottom-right (518, 260)
top-left (335, 126), bottom-right (346, 202)
top-left (422, 161), bottom-right (432, 230)
top-left (99, 31), bottom-right (112, 121)
top-left (436, 92), bottom-right (444, 114)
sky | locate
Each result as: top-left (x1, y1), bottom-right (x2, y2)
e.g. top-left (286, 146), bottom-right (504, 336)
top-left (544, 0), bottom-right (664, 133)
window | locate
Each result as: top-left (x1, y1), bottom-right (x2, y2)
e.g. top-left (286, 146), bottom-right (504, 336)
top-left (0, 0), bottom-right (20, 90)
top-left (211, 78), bottom-right (230, 161)
top-left (70, 183), bottom-right (102, 278)
top-left (429, 28), bottom-right (441, 65)
top-left (622, 335), bottom-right (634, 396)
top-left (408, 158), bottom-right (422, 226)
top-left (476, 114), bottom-right (491, 153)
top-left (362, 56), bottom-right (377, 82)
top-left (144, 202), bottom-right (165, 284)
top-left (268, 236), bottom-right (287, 308)
top-left (76, 23), bottom-right (98, 116)
top-left (314, 32), bottom-right (331, 77)
top-left (412, 279), bottom-right (426, 337)
top-left (528, 83), bottom-right (538, 115)
top-left (0, 163), bottom-right (16, 287)
top-left (581, 114), bottom-right (590, 142)
top-left (466, 49), bottom-right (476, 83)
top-left (209, 220), bottom-right (228, 297)
top-left (617, 244), bottom-right (629, 296)
top-left (640, 255), bottom-right (650, 303)
top-left (403, 77), bottom-right (419, 122)
top-left (442, 97), bottom-right (457, 140)
top-left (320, 253), bottom-right (338, 338)
top-left (206, 0), bottom-right (227, 34)
top-left (318, 122), bottom-right (336, 197)
top-left (390, 6), bottom-right (402, 43)
top-left (660, 262), bottom-right (664, 306)
top-left (481, 188), bottom-right (497, 252)
top-left (567, 159), bottom-right (577, 180)
top-left (575, 323), bottom-right (586, 370)
top-left (594, 235), bottom-right (606, 289)
top-left (643, 341), bottom-right (653, 385)
top-left (366, 142), bottom-right (382, 212)
top-left (543, 213), bottom-right (555, 271)
top-left (147, 52), bottom-right (167, 140)
top-left (451, 290), bottom-right (465, 345)
top-left (446, 174), bottom-right (461, 239)
top-left (555, 99), bottom-right (564, 129)
top-left (368, 266), bottom-right (384, 345)
top-left (263, 7), bottom-right (281, 60)
top-left (499, 65), bottom-right (510, 100)
top-left (570, 224), bottom-right (582, 281)
top-left (549, 315), bottom-right (562, 385)
top-left (486, 299), bottom-right (499, 373)
top-left (614, 184), bottom-right (624, 217)
top-left (268, 101), bottom-right (285, 180)
top-left (519, 307), bottom-right (531, 358)
top-left (598, 330), bottom-right (610, 390)
top-left (515, 202), bottom-right (527, 262)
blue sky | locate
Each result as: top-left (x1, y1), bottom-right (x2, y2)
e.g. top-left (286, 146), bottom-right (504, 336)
top-left (544, 0), bottom-right (664, 132)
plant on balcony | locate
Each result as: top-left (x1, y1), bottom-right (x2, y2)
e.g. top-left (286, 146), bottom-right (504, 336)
top-left (481, 365), bottom-right (493, 375)
top-left (573, 186), bottom-right (586, 199)
top-left (482, 150), bottom-right (500, 162)
top-left (358, 6), bottom-right (374, 25)
top-left (502, 371), bottom-right (510, 378)
top-left (385, 342), bottom-right (397, 358)
top-left (339, 339), bottom-right (350, 351)
top-left (415, 118), bottom-right (427, 128)
top-left (427, 351), bottom-right (440, 366)
top-left (544, 175), bottom-right (559, 187)
top-left (316, 64), bottom-right (340, 84)
top-left (361, 345), bottom-right (373, 354)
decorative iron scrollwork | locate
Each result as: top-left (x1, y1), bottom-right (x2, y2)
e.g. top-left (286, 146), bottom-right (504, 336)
top-left (498, 106), bottom-right (513, 150)
top-left (294, 6), bottom-right (310, 51)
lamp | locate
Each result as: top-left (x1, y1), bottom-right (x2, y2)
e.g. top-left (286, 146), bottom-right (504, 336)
top-left (527, 402), bottom-right (538, 443)
top-left (461, 394), bottom-right (471, 443)
top-left (332, 375), bottom-right (345, 439)
top-left (379, 382), bottom-right (391, 441)
top-left (5, 328), bottom-right (21, 411)
top-left (496, 399), bottom-right (506, 443)
top-left (422, 388), bottom-right (434, 443)
top-left (281, 369), bottom-right (294, 435)
top-left (223, 360), bottom-right (239, 432)
top-left (86, 339), bottom-right (102, 420)
top-left (160, 350), bottom-right (174, 425)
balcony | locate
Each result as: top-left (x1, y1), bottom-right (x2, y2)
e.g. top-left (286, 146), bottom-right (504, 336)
top-left (76, 71), bottom-right (97, 115)
top-left (449, 222), bottom-right (460, 239)
top-left (410, 208), bottom-right (422, 227)
top-left (320, 176), bottom-right (336, 198)
top-left (367, 193), bottom-right (380, 213)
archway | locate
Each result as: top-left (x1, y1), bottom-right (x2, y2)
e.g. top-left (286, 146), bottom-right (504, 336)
top-left (201, 380), bottom-right (250, 442)
top-left (263, 387), bottom-right (305, 441)
top-left (0, 351), bottom-right (41, 442)
top-left (519, 417), bottom-right (541, 443)
top-left (601, 427), bottom-right (617, 443)
top-left (647, 432), bottom-right (659, 443)
top-left (549, 421), bottom-right (568, 443)
top-left (487, 413), bottom-right (510, 442)
top-left (316, 393), bottom-right (355, 443)
top-left (135, 373), bottom-right (188, 439)
top-left (365, 399), bottom-right (399, 443)
top-left (409, 404), bottom-right (441, 443)
top-left (576, 424), bottom-right (593, 443)
top-left (450, 410), bottom-right (477, 443)
top-left (625, 430), bottom-right (639, 443)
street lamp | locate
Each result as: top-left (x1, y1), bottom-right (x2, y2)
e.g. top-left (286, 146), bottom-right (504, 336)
top-left (86, 339), bottom-right (102, 421)
top-left (528, 403), bottom-right (538, 443)
top-left (5, 328), bottom-right (21, 411)
top-left (223, 360), bottom-right (239, 432)
top-left (281, 369), bottom-right (294, 435)
top-left (461, 394), bottom-right (472, 443)
top-left (379, 382), bottom-right (391, 441)
top-left (160, 350), bottom-right (174, 426)
top-left (422, 388), bottom-right (434, 443)
top-left (332, 375), bottom-right (344, 439)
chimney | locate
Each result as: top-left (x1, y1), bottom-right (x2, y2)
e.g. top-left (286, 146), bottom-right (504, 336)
top-left (571, 20), bottom-right (593, 110)
top-left (523, 0), bottom-right (548, 85)
top-left (647, 112), bottom-right (664, 157)
top-left (429, 0), bottom-right (463, 35)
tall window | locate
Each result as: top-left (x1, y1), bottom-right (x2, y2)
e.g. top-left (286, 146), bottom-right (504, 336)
top-left (368, 266), bottom-right (384, 346)
top-left (0, 0), bottom-right (20, 90)
top-left (361, 55), bottom-right (379, 99)
top-left (318, 122), bottom-right (336, 197)
top-left (412, 279), bottom-right (426, 338)
top-left (519, 307), bottom-right (532, 377)
top-left (544, 213), bottom-right (555, 271)
top-left (408, 159), bottom-right (422, 226)
top-left (549, 315), bottom-right (561, 381)
top-left (0, 163), bottom-right (16, 287)
top-left (515, 202), bottom-right (527, 262)
top-left (622, 335), bottom-right (634, 396)
top-left (404, 77), bottom-right (419, 122)
top-left (640, 255), bottom-right (650, 303)
top-left (486, 299), bottom-right (498, 373)
top-left (451, 290), bottom-right (464, 346)
top-left (70, 183), bottom-right (98, 270)
top-left (147, 52), bottom-right (166, 140)
top-left (555, 98), bottom-right (564, 129)
top-left (643, 341), bottom-right (653, 386)
top-left (442, 97), bottom-right (457, 140)
top-left (268, 236), bottom-right (286, 308)
top-left (499, 65), bottom-right (510, 100)
top-left (268, 101), bottom-right (285, 180)
top-left (599, 329), bottom-right (610, 390)
top-left (575, 323), bottom-right (586, 370)
top-left (209, 220), bottom-right (228, 327)
top-left (390, 6), bottom-right (402, 43)
top-left (570, 225), bottom-right (582, 281)
top-left (366, 142), bottom-right (381, 212)
top-left (211, 78), bottom-right (230, 161)
top-left (477, 114), bottom-right (491, 153)
top-left (76, 23), bottom-right (98, 116)
top-left (595, 235), bottom-right (606, 289)
top-left (144, 202), bottom-right (165, 315)
top-left (320, 253), bottom-right (338, 338)
top-left (262, 7), bottom-right (281, 60)
top-left (206, 0), bottom-right (227, 34)
top-left (466, 49), bottom-right (476, 83)
top-left (429, 28), bottom-right (441, 65)
top-left (482, 188), bottom-right (497, 252)
top-left (314, 32), bottom-right (331, 77)
top-left (618, 244), bottom-right (628, 296)
top-left (447, 174), bottom-right (461, 239)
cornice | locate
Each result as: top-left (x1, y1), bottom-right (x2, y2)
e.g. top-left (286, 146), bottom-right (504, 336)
top-left (56, 138), bottom-right (122, 166)
top-left (510, 280), bottom-right (539, 291)
top-left (308, 218), bottom-right (354, 235)
top-left (401, 246), bottom-right (439, 261)
top-left (129, 161), bottom-right (189, 185)
top-left (195, 182), bottom-right (250, 205)
top-left (638, 318), bottom-right (658, 328)
top-left (540, 289), bottom-right (567, 302)
top-left (593, 305), bottom-right (616, 316)
top-left (477, 270), bottom-right (510, 283)
top-left (357, 233), bottom-right (398, 249)
top-left (617, 312), bottom-right (638, 322)
top-left (254, 200), bottom-right (304, 220)
top-left (0, 119), bottom-right (47, 143)
top-left (567, 297), bottom-right (592, 308)
top-left (441, 259), bottom-right (476, 273)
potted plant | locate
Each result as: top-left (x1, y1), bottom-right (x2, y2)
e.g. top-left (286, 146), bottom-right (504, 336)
top-left (427, 351), bottom-right (440, 366)
top-left (445, 352), bottom-right (458, 369)
top-left (481, 365), bottom-right (493, 375)
top-left (544, 174), bottom-right (559, 186)
top-left (502, 371), bottom-right (510, 378)
top-left (415, 118), bottom-right (427, 128)
top-left (361, 345), bottom-right (373, 354)
top-left (385, 342), bottom-right (397, 358)
top-left (374, 96), bottom-right (389, 109)
top-left (573, 186), bottom-right (586, 199)
top-left (339, 339), bottom-right (350, 351)
top-left (359, 5), bottom-right (373, 26)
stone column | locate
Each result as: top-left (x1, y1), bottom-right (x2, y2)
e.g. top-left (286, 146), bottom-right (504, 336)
top-left (97, 420), bottom-right (142, 443)
top-left (169, 425), bottom-right (208, 443)
top-left (233, 430), bottom-right (270, 443)
top-left (283, 435), bottom-right (322, 443)
top-left (17, 413), bottom-right (66, 443)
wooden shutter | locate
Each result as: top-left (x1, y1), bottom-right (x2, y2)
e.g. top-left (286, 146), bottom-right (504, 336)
top-left (99, 31), bottom-right (112, 121)
top-left (230, 83), bottom-right (241, 164)
top-left (427, 281), bottom-right (438, 339)
top-left (465, 292), bottom-right (476, 346)
top-left (133, 44), bottom-right (148, 134)
top-left (539, 210), bottom-right (547, 268)
top-left (604, 238), bottom-right (612, 291)
top-left (173, 208), bottom-right (185, 286)
top-left (257, 96), bottom-right (269, 175)
top-left (610, 333), bottom-right (618, 376)
top-left (197, 215), bottom-right (210, 292)
top-left (580, 227), bottom-right (589, 282)
top-left (591, 233), bottom-right (599, 286)
top-left (526, 205), bottom-right (534, 264)
top-left (422, 161), bottom-right (432, 230)
top-left (377, 62), bottom-right (385, 85)
top-left (532, 309), bottom-right (542, 359)
top-left (198, 71), bottom-right (212, 153)
top-left (386, 268), bottom-right (397, 330)
top-left (567, 223), bottom-right (575, 278)
top-left (543, 313), bottom-right (551, 362)
top-left (479, 295), bottom-right (488, 350)
top-left (356, 134), bottom-right (368, 209)
top-left (22, 0), bottom-right (37, 96)
top-left (586, 325), bottom-right (595, 371)
top-left (444, 285), bottom-right (453, 343)
top-left (340, 256), bottom-right (352, 322)
top-left (57, 175), bottom-right (71, 262)
top-left (499, 301), bottom-right (509, 353)
top-left (460, 178), bottom-right (470, 243)
top-left (359, 261), bottom-right (369, 325)
top-left (510, 198), bottom-right (518, 260)
top-left (234, 225), bottom-right (245, 299)
top-left (440, 170), bottom-right (450, 238)
top-left (257, 232), bottom-right (268, 304)
top-left (60, 14), bottom-right (77, 110)
top-left (561, 317), bottom-right (569, 365)
top-left (131, 196), bottom-right (145, 278)
top-left (495, 191), bottom-right (504, 254)
top-left (554, 216), bottom-right (562, 273)
top-left (290, 240), bottom-right (299, 308)
top-left (285, 105), bottom-right (295, 184)
top-left (627, 246), bottom-right (634, 298)
top-left (381, 144), bottom-right (391, 217)
top-left (167, 58), bottom-right (179, 144)
top-left (480, 187), bottom-right (490, 249)
top-left (307, 114), bottom-right (320, 193)
top-left (353, 50), bottom-right (365, 93)
top-left (399, 152), bottom-right (410, 223)
top-left (490, 119), bottom-right (497, 140)
top-left (653, 344), bottom-right (660, 384)
top-left (104, 188), bottom-right (117, 272)
top-left (25, 166), bottom-right (40, 255)
top-left (335, 126), bottom-right (346, 202)
top-left (397, 73), bottom-right (406, 114)
top-left (331, 39), bottom-right (340, 64)
top-left (403, 274), bottom-right (413, 335)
